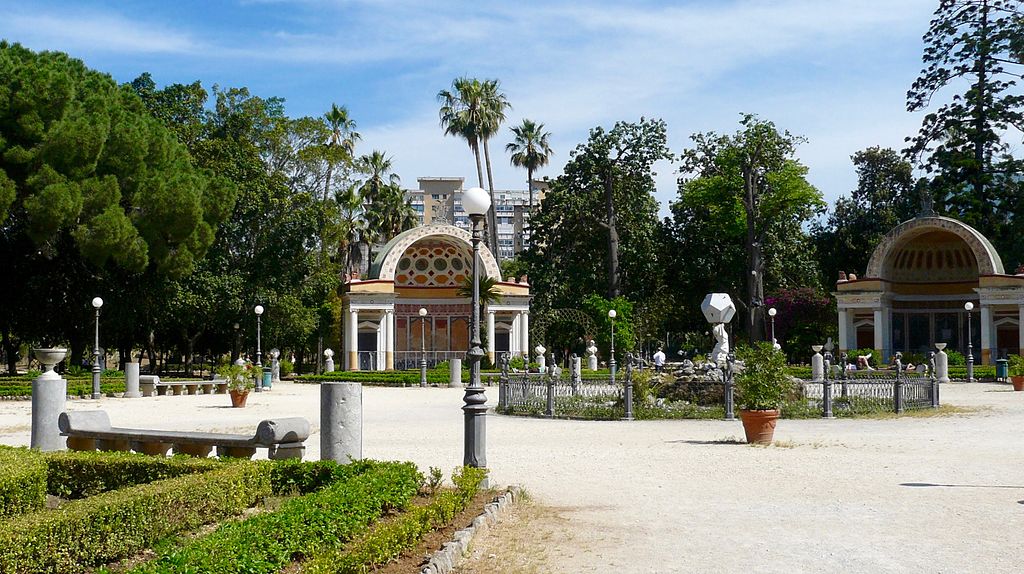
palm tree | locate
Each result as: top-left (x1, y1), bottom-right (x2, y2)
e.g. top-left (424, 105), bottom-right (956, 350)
top-left (333, 183), bottom-right (364, 280)
top-left (437, 78), bottom-right (509, 260)
top-left (357, 150), bottom-right (400, 205)
top-left (457, 275), bottom-right (503, 323)
top-left (322, 104), bottom-right (360, 261)
top-left (506, 119), bottom-right (553, 213)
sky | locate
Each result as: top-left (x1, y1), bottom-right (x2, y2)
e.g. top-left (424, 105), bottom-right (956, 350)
top-left (1, 0), bottom-right (940, 216)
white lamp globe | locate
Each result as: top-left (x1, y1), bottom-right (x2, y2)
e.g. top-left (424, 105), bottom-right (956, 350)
top-left (462, 186), bottom-right (491, 216)
top-left (419, 307), bottom-right (428, 317)
top-left (254, 305), bottom-right (264, 315)
top-left (608, 309), bottom-right (617, 319)
top-left (92, 297), bottom-right (104, 309)
top-left (768, 307), bottom-right (777, 317)
top-left (964, 302), bottom-right (974, 311)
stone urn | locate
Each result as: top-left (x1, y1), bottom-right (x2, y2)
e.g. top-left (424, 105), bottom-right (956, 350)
top-left (33, 348), bottom-right (68, 380)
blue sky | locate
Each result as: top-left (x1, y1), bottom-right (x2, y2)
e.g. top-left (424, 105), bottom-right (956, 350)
top-left (2, 0), bottom-right (940, 214)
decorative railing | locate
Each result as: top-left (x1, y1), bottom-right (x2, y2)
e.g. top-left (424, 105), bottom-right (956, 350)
top-left (496, 353), bottom-right (637, 420)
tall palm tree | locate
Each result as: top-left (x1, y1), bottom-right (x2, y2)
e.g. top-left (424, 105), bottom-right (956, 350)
top-left (437, 78), bottom-right (509, 259)
top-left (357, 150), bottom-right (400, 205)
top-left (322, 104), bottom-right (360, 261)
top-left (506, 119), bottom-right (553, 213)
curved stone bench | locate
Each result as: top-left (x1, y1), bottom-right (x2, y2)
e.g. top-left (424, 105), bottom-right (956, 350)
top-left (139, 375), bottom-right (228, 397)
top-left (58, 411), bottom-right (309, 460)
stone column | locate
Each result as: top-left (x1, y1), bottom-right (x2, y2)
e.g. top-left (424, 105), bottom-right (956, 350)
top-left (935, 345), bottom-right (950, 384)
top-left (1018, 305), bottom-right (1024, 357)
top-left (348, 309), bottom-right (359, 371)
top-left (320, 382), bottom-right (361, 462)
top-left (385, 310), bottom-right (395, 371)
top-left (521, 312), bottom-right (529, 359)
top-left (449, 358), bottom-right (463, 388)
top-left (873, 308), bottom-right (889, 362)
top-left (124, 362), bottom-right (141, 398)
top-left (510, 313), bottom-right (520, 356)
top-left (376, 316), bottom-right (386, 371)
top-left (811, 347), bottom-right (824, 382)
top-left (838, 308), bottom-right (856, 353)
top-left (31, 366), bottom-right (67, 452)
top-left (487, 310), bottom-right (495, 365)
top-left (980, 305), bottom-right (993, 365)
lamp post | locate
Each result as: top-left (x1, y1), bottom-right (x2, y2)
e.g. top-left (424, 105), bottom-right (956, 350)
top-left (232, 322), bottom-right (240, 362)
top-left (768, 307), bottom-right (778, 349)
top-left (608, 309), bottom-right (617, 384)
top-left (419, 307), bottom-right (428, 387)
top-left (462, 186), bottom-right (490, 472)
top-left (964, 301), bottom-right (975, 383)
top-left (91, 297), bottom-right (103, 399)
top-left (254, 305), bottom-right (264, 392)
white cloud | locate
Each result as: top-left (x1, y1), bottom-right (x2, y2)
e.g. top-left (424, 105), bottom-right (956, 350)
top-left (4, 12), bottom-right (200, 55)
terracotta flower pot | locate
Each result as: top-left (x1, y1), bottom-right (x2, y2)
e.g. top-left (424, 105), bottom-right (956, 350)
top-left (229, 389), bottom-right (249, 408)
top-left (740, 409), bottom-right (780, 445)
top-left (1011, 376), bottom-right (1024, 392)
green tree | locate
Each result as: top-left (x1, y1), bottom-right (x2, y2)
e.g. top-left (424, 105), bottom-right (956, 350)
top-left (905, 0), bottom-right (1024, 243)
top-left (506, 119), bottom-right (553, 213)
top-left (525, 119), bottom-right (668, 311)
top-left (812, 147), bottom-right (918, 285)
top-left (676, 114), bottom-right (823, 343)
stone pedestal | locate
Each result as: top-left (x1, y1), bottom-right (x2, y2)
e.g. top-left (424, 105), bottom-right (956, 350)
top-left (325, 358), bottom-right (335, 373)
top-left (449, 358), bottom-right (463, 388)
top-left (588, 354), bottom-right (598, 371)
top-left (536, 353), bottom-right (546, 373)
top-left (935, 346), bottom-right (950, 384)
top-left (321, 382), bottom-right (362, 463)
top-left (571, 356), bottom-right (581, 381)
top-left (31, 372), bottom-right (67, 452)
top-left (124, 363), bottom-right (141, 398)
top-left (811, 347), bottom-right (824, 382)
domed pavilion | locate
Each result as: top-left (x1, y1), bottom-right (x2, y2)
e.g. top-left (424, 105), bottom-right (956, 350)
top-left (341, 224), bottom-right (532, 371)
top-left (835, 214), bottom-right (1024, 364)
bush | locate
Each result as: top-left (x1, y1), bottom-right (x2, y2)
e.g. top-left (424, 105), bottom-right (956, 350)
top-left (0, 462), bottom-right (272, 573)
top-left (945, 349), bottom-right (966, 366)
top-left (735, 342), bottom-right (793, 411)
top-left (0, 446), bottom-right (46, 518)
top-left (509, 355), bottom-right (526, 370)
top-left (44, 451), bottom-right (221, 499)
top-left (131, 461), bottom-right (423, 574)
top-left (1009, 354), bottom-right (1024, 377)
top-left (306, 466), bottom-right (488, 574)
top-left (269, 458), bottom-right (381, 495)
top-left (279, 359), bottom-right (294, 377)
top-left (296, 370), bottom-right (455, 386)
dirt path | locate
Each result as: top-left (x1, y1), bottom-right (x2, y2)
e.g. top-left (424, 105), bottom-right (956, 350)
top-left (2, 382), bottom-right (1022, 572)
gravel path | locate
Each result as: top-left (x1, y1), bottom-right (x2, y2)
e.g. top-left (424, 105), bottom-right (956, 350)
top-left (1, 382), bottom-right (1022, 573)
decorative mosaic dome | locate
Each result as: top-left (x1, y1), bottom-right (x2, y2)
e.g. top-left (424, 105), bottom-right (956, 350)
top-left (883, 230), bottom-right (979, 282)
top-left (394, 240), bottom-right (472, 287)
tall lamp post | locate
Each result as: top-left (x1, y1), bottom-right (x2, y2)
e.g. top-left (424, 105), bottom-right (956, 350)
top-left (254, 305), bottom-right (264, 392)
top-left (462, 186), bottom-right (490, 472)
top-left (608, 309), bottom-right (617, 384)
top-left (768, 307), bottom-right (778, 349)
top-left (91, 297), bottom-right (103, 399)
top-left (419, 307), bottom-right (428, 387)
top-left (964, 301), bottom-right (975, 383)
top-left (232, 322), bottom-right (240, 362)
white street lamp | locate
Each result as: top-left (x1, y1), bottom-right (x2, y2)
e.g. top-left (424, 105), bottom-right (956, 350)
top-left (91, 297), bottom-right (103, 399)
top-left (608, 309), bottom-right (617, 383)
top-left (462, 186), bottom-right (491, 473)
top-left (768, 307), bottom-right (778, 349)
top-left (254, 304), bottom-right (265, 391)
top-left (964, 301), bottom-right (975, 383)
top-left (419, 307), bottom-right (428, 387)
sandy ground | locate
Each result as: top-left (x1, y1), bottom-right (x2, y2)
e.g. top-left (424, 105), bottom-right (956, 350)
top-left (2, 381), bottom-right (1023, 573)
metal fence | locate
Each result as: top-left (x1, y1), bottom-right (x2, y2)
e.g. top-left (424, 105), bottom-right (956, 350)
top-left (496, 353), bottom-right (636, 420)
top-left (801, 371), bottom-right (937, 416)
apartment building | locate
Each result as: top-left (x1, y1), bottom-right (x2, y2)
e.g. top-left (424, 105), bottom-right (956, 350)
top-left (405, 177), bottom-right (549, 260)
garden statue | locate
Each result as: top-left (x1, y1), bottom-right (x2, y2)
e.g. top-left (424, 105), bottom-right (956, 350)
top-left (711, 323), bottom-right (730, 365)
top-left (324, 348), bottom-right (335, 373)
top-left (535, 344), bottom-right (546, 373)
top-left (701, 293), bottom-right (736, 366)
top-left (270, 348), bottom-right (281, 383)
top-left (586, 339), bottom-right (598, 370)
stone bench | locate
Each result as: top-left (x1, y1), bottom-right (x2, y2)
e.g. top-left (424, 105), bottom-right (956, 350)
top-left (58, 411), bottom-right (308, 460)
top-left (139, 375), bottom-right (228, 397)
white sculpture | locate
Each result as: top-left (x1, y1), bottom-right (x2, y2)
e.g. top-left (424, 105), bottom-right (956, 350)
top-left (586, 339), bottom-right (598, 371)
top-left (535, 345), bottom-right (546, 373)
top-left (811, 345), bottom-right (824, 382)
top-left (711, 323), bottom-right (730, 365)
top-left (701, 293), bottom-right (736, 366)
top-left (324, 348), bottom-right (335, 373)
top-left (269, 348), bottom-right (281, 383)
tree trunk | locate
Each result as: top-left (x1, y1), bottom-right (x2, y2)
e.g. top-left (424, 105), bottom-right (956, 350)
top-left (527, 167), bottom-right (534, 213)
top-left (744, 165), bottom-right (765, 344)
top-left (974, 1), bottom-right (990, 230)
top-left (603, 170), bottom-right (620, 298)
top-left (481, 138), bottom-right (501, 261)
top-left (2, 329), bottom-right (19, 375)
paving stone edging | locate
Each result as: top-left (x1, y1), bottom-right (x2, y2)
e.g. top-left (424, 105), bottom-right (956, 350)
top-left (419, 487), bottom-right (518, 574)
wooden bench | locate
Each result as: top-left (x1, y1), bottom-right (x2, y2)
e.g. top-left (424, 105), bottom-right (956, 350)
top-left (139, 375), bottom-right (229, 397)
top-left (58, 411), bottom-right (309, 460)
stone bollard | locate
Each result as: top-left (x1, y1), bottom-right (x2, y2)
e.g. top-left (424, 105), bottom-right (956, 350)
top-left (449, 358), bottom-right (463, 388)
top-left (934, 344), bottom-right (950, 384)
top-left (571, 355), bottom-right (581, 394)
top-left (31, 348), bottom-right (68, 451)
top-left (321, 382), bottom-right (362, 463)
top-left (811, 345), bottom-right (824, 382)
top-left (124, 363), bottom-right (141, 398)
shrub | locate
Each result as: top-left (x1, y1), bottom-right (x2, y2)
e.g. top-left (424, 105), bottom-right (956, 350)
top-left (278, 359), bottom-right (294, 377)
top-left (44, 450), bottom-right (221, 499)
top-left (296, 370), bottom-right (455, 386)
top-left (305, 466), bottom-right (487, 574)
top-left (509, 355), bottom-right (526, 370)
top-left (945, 349), bottom-right (966, 366)
top-left (735, 342), bottom-right (793, 411)
top-left (1009, 354), bottom-right (1024, 377)
top-left (131, 461), bottom-right (423, 574)
top-left (0, 446), bottom-right (46, 518)
top-left (0, 462), bottom-right (272, 573)
top-left (269, 458), bottom-right (380, 495)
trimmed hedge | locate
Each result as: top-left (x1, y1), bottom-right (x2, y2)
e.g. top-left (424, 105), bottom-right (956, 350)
top-left (45, 450), bottom-right (222, 499)
top-left (295, 370), bottom-right (455, 386)
top-left (0, 462), bottom-right (272, 573)
top-left (0, 378), bottom-right (126, 398)
top-left (0, 446), bottom-right (46, 518)
top-left (306, 466), bottom-right (488, 574)
top-left (131, 460), bottom-right (423, 574)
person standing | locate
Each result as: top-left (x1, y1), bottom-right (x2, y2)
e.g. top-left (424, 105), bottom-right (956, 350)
top-left (653, 347), bottom-right (666, 373)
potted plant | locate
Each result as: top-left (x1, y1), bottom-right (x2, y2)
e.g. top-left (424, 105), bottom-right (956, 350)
top-left (218, 363), bottom-right (257, 407)
top-left (735, 342), bottom-right (793, 444)
top-left (1008, 355), bottom-right (1024, 392)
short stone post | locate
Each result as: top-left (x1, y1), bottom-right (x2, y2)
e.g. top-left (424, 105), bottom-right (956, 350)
top-left (31, 348), bottom-right (68, 451)
top-left (934, 343), bottom-right (950, 384)
top-left (449, 358), bottom-right (463, 388)
top-left (811, 345), bottom-right (824, 382)
top-left (320, 382), bottom-right (362, 463)
top-left (570, 354), bottom-right (581, 395)
top-left (622, 354), bottom-right (635, 421)
top-left (124, 362), bottom-right (141, 398)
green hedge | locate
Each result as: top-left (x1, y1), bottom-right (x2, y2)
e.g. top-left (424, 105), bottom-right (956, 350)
top-left (0, 462), bottom-right (272, 574)
top-left (306, 466), bottom-right (488, 574)
top-left (0, 379), bottom-right (126, 398)
top-left (0, 446), bottom-right (47, 518)
top-left (295, 370), bottom-right (455, 386)
top-left (131, 460), bottom-right (423, 574)
top-left (45, 451), bottom-right (222, 499)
